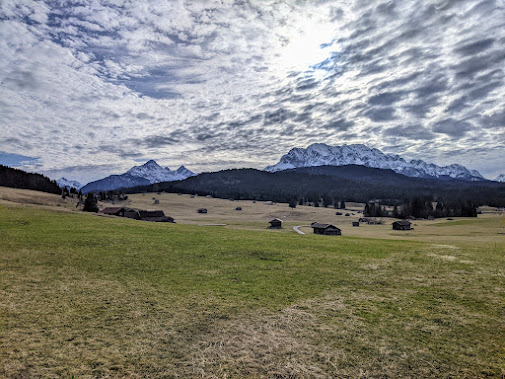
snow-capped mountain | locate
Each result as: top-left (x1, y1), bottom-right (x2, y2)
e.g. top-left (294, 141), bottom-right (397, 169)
top-left (494, 174), bottom-right (505, 182)
top-left (126, 160), bottom-right (195, 183)
top-left (81, 160), bottom-right (195, 193)
top-left (265, 143), bottom-right (485, 181)
top-left (56, 177), bottom-right (82, 189)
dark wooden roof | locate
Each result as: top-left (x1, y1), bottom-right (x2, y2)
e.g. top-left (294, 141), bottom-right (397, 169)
top-left (101, 207), bottom-right (125, 215)
top-left (138, 210), bottom-right (165, 218)
top-left (393, 220), bottom-right (412, 226)
top-left (269, 218), bottom-right (282, 223)
top-left (311, 223), bottom-right (340, 230)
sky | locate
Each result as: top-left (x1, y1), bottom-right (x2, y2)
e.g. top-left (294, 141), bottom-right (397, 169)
top-left (0, 0), bottom-right (504, 184)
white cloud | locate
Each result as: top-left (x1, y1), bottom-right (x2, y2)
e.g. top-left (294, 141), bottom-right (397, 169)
top-left (0, 0), bottom-right (504, 182)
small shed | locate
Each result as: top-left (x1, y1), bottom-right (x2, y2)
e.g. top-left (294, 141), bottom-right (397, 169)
top-left (336, 212), bottom-right (343, 215)
top-left (268, 218), bottom-right (283, 229)
top-left (352, 221), bottom-right (359, 227)
top-left (392, 220), bottom-right (412, 230)
top-left (311, 223), bottom-right (342, 235)
top-left (100, 207), bottom-right (126, 217)
top-left (197, 208), bottom-right (208, 214)
top-left (345, 213), bottom-right (351, 216)
top-left (154, 199), bottom-right (160, 204)
top-left (235, 207), bottom-right (242, 211)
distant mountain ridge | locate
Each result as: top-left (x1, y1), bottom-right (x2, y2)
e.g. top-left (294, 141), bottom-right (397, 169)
top-left (265, 143), bottom-right (485, 181)
top-left (494, 174), bottom-right (505, 182)
top-left (126, 165), bottom-right (505, 207)
top-left (56, 177), bottom-right (82, 190)
top-left (81, 160), bottom-right (195, 193)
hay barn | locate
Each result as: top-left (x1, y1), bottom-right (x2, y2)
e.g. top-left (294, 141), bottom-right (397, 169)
top-left (311, 223), bottom-right (342, 235)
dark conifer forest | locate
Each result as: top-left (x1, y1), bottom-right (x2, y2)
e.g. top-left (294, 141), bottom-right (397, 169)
top-left (0, 165), bottom-right (60, 194)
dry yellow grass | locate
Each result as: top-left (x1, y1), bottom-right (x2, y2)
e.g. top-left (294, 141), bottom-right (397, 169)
top-left (1, 187), bottom-right (504, 377)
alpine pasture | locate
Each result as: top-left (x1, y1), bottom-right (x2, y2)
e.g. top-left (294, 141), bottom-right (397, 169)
top-left (1, 187), bottom-right (504, 377)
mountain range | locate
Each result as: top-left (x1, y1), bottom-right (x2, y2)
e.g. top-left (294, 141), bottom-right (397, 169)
top-left (129, 165), bottom-right (505, 207)
top-left (495, 174), bottom-right (505, 182)
top-left (80, 160), bottom-right (195, 193)
top-left (56, 177), bottom-right (83, 190)
top-left (265, 143), bottom-right (485, 181)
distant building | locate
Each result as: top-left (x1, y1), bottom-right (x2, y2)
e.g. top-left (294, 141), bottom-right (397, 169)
top-left (138, 210), bottom-right (174, 223)
top-left (336, 212), bottom-right (343, 215)
top-left (392, 220), bottom-right (412, 230)
top-left (100, 207), bottom-right (126, 217)
top-left (235, 207), bottom-right (242, 211)
top-left (124, 210), bottom-right (141, 220)
top-left (352, 221), bottom-right (359, 227)
top-left (197, 208), bottom-right (208, 214)
top-left (311, 223), bottom-right (342, 235)
top-left (268, 218), bottom-right (283, 229)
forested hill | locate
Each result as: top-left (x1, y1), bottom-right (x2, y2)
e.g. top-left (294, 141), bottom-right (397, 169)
top-left (127, 165), bottom-right (505, 207)
top-left (0, 165), bottom-right (61, 194)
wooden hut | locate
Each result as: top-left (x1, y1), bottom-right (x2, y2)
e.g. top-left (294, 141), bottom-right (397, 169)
top-left (268, 218), bottom-right (283, 229)
top-left (197, 208), bottom-right (208, 214)
top-left (311, 223), bottom-right (342, 235)
top-left (124, 210), bottom-right (141, 220)
top-left (138, 210), bottom-right (174, 223)
top-left (100, 207), bottom-right (126, 217)
top-left (392, 220), bottom-right (412, 230)
top-left (235, 207), bottom-right (242, 211)
top-left (352, 221), bottom-right (359, 227)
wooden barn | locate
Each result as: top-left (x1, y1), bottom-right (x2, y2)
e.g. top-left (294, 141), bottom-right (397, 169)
top-left (392, 220), bottom-right (412, 230)
top-left (138, 210), bottom-right (174, 223)
top-left (124, 210), bottom-right (141, 220)
top-left (268, 218), bottom-right (283, 229)
top-left (311, 223), bottom-right (342, 235)
top-left (100, 207), bottom-right (126, 217)
top-left (197, 208), bottom-right (208, 214)
top-left (352, 221), bottom-right (360, 227)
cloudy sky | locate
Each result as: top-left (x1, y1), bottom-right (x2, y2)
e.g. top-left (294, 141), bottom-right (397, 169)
top-left (0, 0), bottom-right (504, 183)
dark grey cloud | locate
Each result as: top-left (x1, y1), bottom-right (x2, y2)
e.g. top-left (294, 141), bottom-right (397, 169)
top-left (454, 37), bottom-right (495, 56)
top-left (432, 119), bottom-right (474, 137)
top-left (364, 107), bottom-right (396, 122)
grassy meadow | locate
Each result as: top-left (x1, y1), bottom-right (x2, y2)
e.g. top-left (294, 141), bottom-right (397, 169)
top-left (0, 188), bottom-right (504, 377)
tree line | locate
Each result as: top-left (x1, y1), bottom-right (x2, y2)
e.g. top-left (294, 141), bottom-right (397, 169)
top-left (125, 167), bottom-right (505, 208)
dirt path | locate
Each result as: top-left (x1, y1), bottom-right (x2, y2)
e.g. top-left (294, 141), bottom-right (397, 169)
top-left (293, 225), bottom-right (310, 235)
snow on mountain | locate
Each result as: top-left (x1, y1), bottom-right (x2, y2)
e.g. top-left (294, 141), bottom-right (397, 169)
top-left (265, 143), bottom-right (485, 181)
top-left (126, 160), bottom-right (195, 183)
top-left (81, 160), bottom-right (195, 193)
top-left (494, 174), bottom-right (505, 182)
top-left (56, 177), bottom-right (82, 189)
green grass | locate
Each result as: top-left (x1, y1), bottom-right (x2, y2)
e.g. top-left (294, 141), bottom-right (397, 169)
top-left (1, 204), bottom-right (504, 378)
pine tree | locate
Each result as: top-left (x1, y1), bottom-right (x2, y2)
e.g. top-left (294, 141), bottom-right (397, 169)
top-left (289, 198), bottom-right (297, 209)
top-left (340, 200), bottom-right (346, 209)
top-left (83, 193), bottom-right (98, 212)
